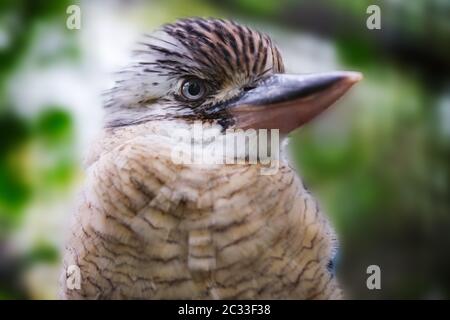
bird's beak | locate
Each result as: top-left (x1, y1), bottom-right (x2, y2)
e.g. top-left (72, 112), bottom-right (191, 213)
top-left (227, 71), bottom-right (362, 134)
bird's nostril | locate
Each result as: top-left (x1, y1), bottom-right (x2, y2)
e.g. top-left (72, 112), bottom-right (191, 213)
top-left (243, 86), bottom-right (256, 92)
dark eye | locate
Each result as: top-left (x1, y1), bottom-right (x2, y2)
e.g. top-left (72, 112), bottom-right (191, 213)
top-left (181, 78), bottom-right (207, 101)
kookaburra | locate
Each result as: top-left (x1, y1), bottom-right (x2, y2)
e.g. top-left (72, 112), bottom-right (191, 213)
top-left (61, 18), bottom-right (361, 299)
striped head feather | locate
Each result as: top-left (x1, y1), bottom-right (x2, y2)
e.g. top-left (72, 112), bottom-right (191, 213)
top-left (104, 18), bottom-right (284, 128)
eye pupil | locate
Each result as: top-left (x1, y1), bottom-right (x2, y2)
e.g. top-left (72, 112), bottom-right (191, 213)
top-left (188, 82), bottom-right (201, 96)
top-left (182, 79), bottom-right (205, 101)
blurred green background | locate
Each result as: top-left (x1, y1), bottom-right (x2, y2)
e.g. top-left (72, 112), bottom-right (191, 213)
top-left (0, 0), bottom-right (449, 299)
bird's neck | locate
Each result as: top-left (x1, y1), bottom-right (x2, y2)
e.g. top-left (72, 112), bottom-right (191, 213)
top-left (89, 120), bottom-right (288, 176)
top-left (81, 119), bottom-right (341, 296)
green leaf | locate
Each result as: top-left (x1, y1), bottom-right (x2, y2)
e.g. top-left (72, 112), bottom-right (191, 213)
top-left (35, 107), bottom-right (73, 145)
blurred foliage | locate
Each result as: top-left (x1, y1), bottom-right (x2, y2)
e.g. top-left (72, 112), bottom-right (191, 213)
top-left (0, 0), bottom-right (78, 299)
top-left (23, 241), bottom-right (59, 266)
top-left (0, 0), bottom-right (78, 100)
top-left (0, 112), bottom-right (31, 231)
top-left (0, 107), bottom-right (76, 233)
top-left (0, 0), bottom-right (78, 234)
top-left (228, 0), bottom-right (284, 17)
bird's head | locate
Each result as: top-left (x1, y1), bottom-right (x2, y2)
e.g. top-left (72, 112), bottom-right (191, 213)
top-left (105, 17), bottom-right (361, 138)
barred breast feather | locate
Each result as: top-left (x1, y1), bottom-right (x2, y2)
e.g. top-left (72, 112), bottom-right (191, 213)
top-left (60, 122), bottom-right (341, 299)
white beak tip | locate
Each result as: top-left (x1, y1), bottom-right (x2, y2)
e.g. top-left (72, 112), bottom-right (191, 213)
top-left (344, 71), bottom-right (363, 83)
